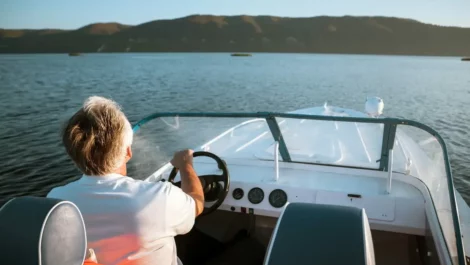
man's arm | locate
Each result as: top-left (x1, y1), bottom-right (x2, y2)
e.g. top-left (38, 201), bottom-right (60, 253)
top-left (179, 165), bottom-right (204, 216)
top-left (171, 150), bottom-right (205, 216)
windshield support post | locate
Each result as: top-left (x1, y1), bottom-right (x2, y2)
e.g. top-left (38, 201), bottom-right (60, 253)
top-left (265, 116), bottom-right (292, 162)
top-left (379, 123), bottom-right (397, 171)
top-left (381, 123), bottom-right (397, 194)
top-left (274, 141), bottom-right (280, 182)
top-left (386, 149), bottom-right (394, 194)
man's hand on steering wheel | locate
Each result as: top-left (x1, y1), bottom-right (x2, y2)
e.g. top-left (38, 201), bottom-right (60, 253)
top-left (169, 150), bottom-right (230, 216)
top-left (171, 149), bottom-right (194, 170)
top-left (170, 149), bottom-right (205, 216)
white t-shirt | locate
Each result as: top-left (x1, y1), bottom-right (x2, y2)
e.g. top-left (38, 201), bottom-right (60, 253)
top-left (47, 174), bottom-right (195, 265)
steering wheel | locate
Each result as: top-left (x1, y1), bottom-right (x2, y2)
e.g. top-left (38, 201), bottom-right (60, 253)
top-left (168, 151), bottom-right (230, 216)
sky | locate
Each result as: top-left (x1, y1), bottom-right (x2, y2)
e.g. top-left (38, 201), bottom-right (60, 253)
top-left (1, 0), bottom-right (469, 29)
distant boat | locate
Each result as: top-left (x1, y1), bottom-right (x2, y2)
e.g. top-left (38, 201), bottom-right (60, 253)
top-left (462, 57), bottom-right (470, 61)
top-left (68, 52), bottom-right (81, 56)
top-left (231, 53), bottom-right (252, 57)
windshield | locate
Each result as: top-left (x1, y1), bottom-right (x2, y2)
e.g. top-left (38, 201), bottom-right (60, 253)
top-left (128, 112), bottom-right (464, 264)
top-left (130, 115), bottom-right (385, 175)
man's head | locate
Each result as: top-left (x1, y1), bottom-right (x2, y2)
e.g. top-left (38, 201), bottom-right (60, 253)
top-left (62, 96), bottom-right (133, 176)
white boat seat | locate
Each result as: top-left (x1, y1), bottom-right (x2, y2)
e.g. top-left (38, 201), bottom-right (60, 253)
top-left (0, 196), bottom-right (87, 265)
top-left (264, 203), bottom-right (375, 265)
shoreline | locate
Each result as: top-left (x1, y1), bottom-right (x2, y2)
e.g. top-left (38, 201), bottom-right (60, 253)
top-left (0, 51), bottom-right (467, 58)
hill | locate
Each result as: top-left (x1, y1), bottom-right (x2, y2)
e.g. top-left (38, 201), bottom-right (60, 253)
top-left (1, 15), bottom-right (470, 56)
top-left (76, 23), bottom-right (131, 35)
top-left (0, 29), bottom-right (68, 38)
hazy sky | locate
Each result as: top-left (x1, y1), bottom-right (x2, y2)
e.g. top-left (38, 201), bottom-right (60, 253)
top-left (1, 0), bottom-right (469, 29)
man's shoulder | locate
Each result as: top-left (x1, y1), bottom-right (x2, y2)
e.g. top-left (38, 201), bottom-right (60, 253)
top-left (116, 176), bottom-right (166, 189)
top-left (131, 179), bottom-right (173, 195)
top-left (47, 179), bottom-right (80, 199)
top-left (106, 177), bottom-right (174, 201)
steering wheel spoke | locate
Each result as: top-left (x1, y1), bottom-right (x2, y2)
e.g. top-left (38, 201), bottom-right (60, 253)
top-left (172, 181), bottom-right (182, 188)
top-left (200, 174), bottom-right (226, 184)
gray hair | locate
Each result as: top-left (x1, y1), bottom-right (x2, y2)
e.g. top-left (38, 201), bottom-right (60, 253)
top-left (62, 96), bottom-right (133, 176)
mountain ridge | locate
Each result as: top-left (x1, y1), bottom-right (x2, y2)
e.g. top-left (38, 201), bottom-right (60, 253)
top-left (1, 15), bottom-right (469, 56)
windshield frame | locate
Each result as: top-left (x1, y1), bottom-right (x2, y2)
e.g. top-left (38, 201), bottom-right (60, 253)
top-left (132, 111), bottom-right (464, 265)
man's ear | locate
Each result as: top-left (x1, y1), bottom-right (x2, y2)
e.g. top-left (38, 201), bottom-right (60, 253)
top-left (126, 146), bottom-right (133, 162)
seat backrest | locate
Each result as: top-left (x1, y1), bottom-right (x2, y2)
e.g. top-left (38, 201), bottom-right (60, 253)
top-left (0, 196), bottom-right (87, 265)
top-left (264, 203), bottom-right (375, 265)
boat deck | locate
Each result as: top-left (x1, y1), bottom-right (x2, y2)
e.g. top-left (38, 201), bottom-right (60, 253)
top-left (196, 211), bottom-right (427, 265)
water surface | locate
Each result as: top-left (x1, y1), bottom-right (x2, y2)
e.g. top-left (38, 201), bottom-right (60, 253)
top-left (0, 53), bottom-right (469, 203)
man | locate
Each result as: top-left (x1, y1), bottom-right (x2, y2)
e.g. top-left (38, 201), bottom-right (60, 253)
top-left (47, 96), bottom-right (204, 265)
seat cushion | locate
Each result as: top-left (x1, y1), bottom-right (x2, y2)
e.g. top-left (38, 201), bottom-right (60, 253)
top-left (0, 196), bottom-right (87, 265)
top-left (264, 203), bottom-right (375, 265)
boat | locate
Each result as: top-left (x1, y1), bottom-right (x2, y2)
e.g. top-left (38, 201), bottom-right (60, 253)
top-left (131, 97), bottom-right (470, 265)
top-left (68, 52), bottom-right (81, 56)
top-left (231, 53), bottom-right (252, 57)
top-left (1, 97), bottom-right (470, 265)
top-left (462, 57), bottom-right (470, 61)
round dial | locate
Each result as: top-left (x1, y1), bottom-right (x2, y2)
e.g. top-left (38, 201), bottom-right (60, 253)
top-left (232, 188), bottom-right (244, 200)
top-left (269, 189), bottom-right (288, 208)
top-left (248, 188), bottom-right (264, 204)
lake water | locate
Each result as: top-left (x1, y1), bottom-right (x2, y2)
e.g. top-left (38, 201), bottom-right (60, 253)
top-left (0, 53), bottom-right (469, 204)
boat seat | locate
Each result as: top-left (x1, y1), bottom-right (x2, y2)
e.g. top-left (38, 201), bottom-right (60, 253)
top-left (0, 196), bottom-right (87, 265)
top-left (264, 203), bottom-right (375, 265)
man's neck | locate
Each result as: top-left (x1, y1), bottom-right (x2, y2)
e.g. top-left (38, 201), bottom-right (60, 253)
top-left (114, 164), bottom-right (127, 176)
top-left (83, 164), bottom-right (127, 177)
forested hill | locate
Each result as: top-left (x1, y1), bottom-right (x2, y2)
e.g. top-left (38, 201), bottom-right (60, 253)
top-left (1, 15), bottom-right (470, 56)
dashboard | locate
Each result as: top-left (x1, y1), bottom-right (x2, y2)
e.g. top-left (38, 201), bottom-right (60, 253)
top-left (169, 158), bottom-right (427, 236)
top-left (216, 180), bottom-right (310, 218)
top-left (215, 177), bottom-right (426, 237)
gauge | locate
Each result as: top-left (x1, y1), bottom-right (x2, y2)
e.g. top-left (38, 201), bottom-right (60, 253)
top-left (232, 188), bottom-right (244, 200)
top-left (248, 188), bottom-right (264, 204)
top-left (269, 189), bottom-right (288, 208)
